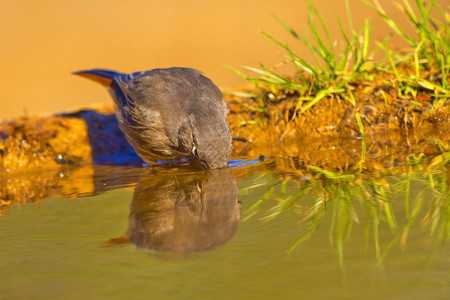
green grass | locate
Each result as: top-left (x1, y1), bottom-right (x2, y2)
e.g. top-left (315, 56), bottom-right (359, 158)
top-left (228, 0), bottom-right (449, 114)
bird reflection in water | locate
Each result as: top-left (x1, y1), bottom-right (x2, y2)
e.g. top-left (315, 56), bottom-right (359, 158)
top-left (109, 167), bottom-right (240, 257)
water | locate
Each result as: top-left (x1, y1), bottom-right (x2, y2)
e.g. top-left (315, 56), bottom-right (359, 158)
top-left (1, 163), bottom-right (449, 299)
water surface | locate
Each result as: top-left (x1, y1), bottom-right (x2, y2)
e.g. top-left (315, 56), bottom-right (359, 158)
top-left (1, 163), bottom-right (449, 299)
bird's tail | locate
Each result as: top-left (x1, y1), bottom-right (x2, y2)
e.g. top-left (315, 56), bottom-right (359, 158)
top-left (73, 69), bottom-right (120, 87)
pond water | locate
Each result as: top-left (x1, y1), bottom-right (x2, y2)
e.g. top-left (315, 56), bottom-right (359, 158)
top-left (1, 161), bottom-right (449, 299)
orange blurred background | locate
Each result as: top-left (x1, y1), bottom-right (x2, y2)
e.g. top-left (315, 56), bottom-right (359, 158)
top-left (0, 0), bottom-right (446, 119)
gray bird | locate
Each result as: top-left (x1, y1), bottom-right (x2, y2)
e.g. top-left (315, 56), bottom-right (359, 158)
top-left (74, 67), bottom-right (232, 169)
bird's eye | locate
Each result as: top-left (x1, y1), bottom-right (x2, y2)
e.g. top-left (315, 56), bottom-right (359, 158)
top-left (192, 144), bottom-right (199, 157)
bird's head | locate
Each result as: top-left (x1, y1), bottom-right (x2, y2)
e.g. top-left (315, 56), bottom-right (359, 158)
top-left (187, 107), bottom-right (232, 169)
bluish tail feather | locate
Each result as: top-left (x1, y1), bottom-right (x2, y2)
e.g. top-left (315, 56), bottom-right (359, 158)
top-left (73, 69), bottom-right (120, 79)
top-left (73, 69), bottom-right (123, 87)
top-left (74, 68), bottom-right (141, 110)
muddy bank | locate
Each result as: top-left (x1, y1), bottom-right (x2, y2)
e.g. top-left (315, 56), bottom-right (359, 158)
top-left (1, 92), bottom-right (447, 173)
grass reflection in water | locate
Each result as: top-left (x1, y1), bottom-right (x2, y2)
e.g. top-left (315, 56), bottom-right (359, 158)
top-left (241, 139), bottom-right (449, 267)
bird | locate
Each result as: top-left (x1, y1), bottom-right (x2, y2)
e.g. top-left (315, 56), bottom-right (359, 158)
top-left (74, 67), bottom-right (232, 169)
